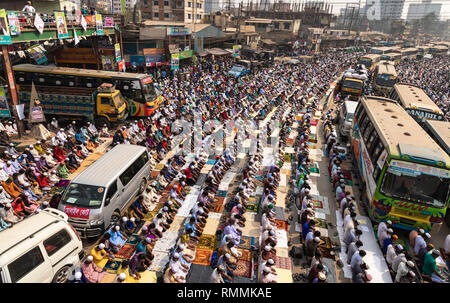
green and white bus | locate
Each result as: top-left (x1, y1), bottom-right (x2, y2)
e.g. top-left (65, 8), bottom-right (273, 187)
top-left (351, 96), bottom-right (450, 232)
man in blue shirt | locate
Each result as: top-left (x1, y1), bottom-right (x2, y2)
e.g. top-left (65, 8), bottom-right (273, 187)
top-left (302, 220), bottom-right (316, 240)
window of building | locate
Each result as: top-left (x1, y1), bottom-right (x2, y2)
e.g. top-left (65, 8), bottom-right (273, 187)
top-left (284, 22), bottom-right (290, 30)
top-left (188, 2), bottom-right (191, 7)
top-left (197, 14), bottom-right (201, 19)
top-left (154, 0), bottom-right (158, 5)
top-left (164, 1), bottom-right (169, 6)
top-left (187, 14), bottom-right (191, 19)
top-left (154, 12), bottom-right (159, 17)
top-left (164, 13), bottom-right (169, 18)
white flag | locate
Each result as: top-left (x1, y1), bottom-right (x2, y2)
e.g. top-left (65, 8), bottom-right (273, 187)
top-left (34, 13), bottom-right (44, 34)
top-left (80, 15), bottom-right (87, 31)
top-left (74, 28), bottom-right (79, 45)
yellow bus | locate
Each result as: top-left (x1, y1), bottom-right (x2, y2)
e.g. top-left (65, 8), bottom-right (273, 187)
top-left (398, 48), bottom-right (418, 60)
top-left (433, 45), bottom-right (448, 55)
top-left (370, 46), bottom-right (396, 55)
top-left (389, 83), bottom-right (445, 123)
top-left (380, 52), bottom-right (401, 65)
top-left (358, 54), bottom-right (381, 70)
top-left (373, 61), bottom-right (397, 96)
top-left (350, 96), bottom-right (450, 231)
top-left (13, 64), bottom-right (163, 117)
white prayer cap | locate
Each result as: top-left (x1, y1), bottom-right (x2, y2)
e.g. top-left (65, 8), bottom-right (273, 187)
top-left (419, 228), bottom-right (425, 234)
top-left (142, 226), bottom-right (148, 231)
top-left (425, 233), bottom-right (431, 239)
top-left (24, 192), bottom-right (30, 196)
top-left (118, 273), bottom-right (126, 281)
top-left (122, 216), bottom-right (128, 222)
top-left (35, 209), bottom-right (41, 213)
top-left (264, 245), bottom-right (271, 252)
top-left (314, 237), bottom-right (320, 243)
top-left (263, 267), bottom-right (271, 273)
top-left (178, 244), bottom-right (185, 250)
top-left (6, 160), bottom-right (11, 164)
top-left (9, 143), bottom-right (13, 146)
top-left (267, 258), bottom-right (275, 265)
top-left (269, 230), bottom-right (275, 236)
top-left (168, 201), bottom-right (173, 206)
top-left (36, 141), bottom-right (41, 144)
top-left (130, 217), bottom-right (135, 222)
top-left (5, 203), bottom-right (11, 208)
top-left (387, 228), bottom-right (393, 234)
top-left (396, 244), bottom-right (403, 250)
top-left (98, 243), bottom-right (105, 250)
top-left (74, 271), bottom-right (82, 279)
top-left (406, 261), bottom-right (414, 268)
top-left (4, 151), bottom-right (9, 154)
top-left (115, 226), bottom-right (120, 231)
top-left (225, 253), bottom-right (231, 259)
top-left (12, 155), bottom-right (17, 159)
top-left (386, 220), bottom-right (392, 225)
top-left (163, 206), bottom-right (168, 211)
top-left (86, 255), bottom-right (94, 262)
top-left (60, 128), bottom-right (64, 131)
top-left (173, 253), bottom-right (180, 259)
top-left (198, 209), bottom-right (204, 214)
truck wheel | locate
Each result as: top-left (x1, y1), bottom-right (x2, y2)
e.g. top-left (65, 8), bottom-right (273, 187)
top-left (96, 117), bottom-right (110, 129)
top-left (138, 178), bottom-right (146, 194)
top-left (52, 265), bottom-right (71, 283)
top-left (110, 211), bottom-right (121, 225)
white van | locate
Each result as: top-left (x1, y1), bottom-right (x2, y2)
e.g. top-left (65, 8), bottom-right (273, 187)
top-left (58, 144), bottom-right (150, 239)
top-left (339, 101), bottom-right (359, 137)
top-left (0, 208), bottom-right (84, 283)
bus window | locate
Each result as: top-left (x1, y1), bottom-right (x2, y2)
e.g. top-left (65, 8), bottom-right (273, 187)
top-left (15, 71), bottom-right (27, 84)
top-left (54, 75), bottom-right (64, 86)
top-left (366, 129), bottom-right (378, 151)
top-left (355, 103), bottom-right (364, 122)
top-left (357, 111), bottom-right (367, 127)
top-left (359, 115), bottom-right (371, 135)
top-left (83, 77), bottom-right (96, 88)
top-left (64, 76), bottom-right (76, 87)
top-left (362, 123), bottom-right (374, 142)
top-left (36, 73), bottom-right (47, 85)
top-left (371, 140), bottom-right (384, 164)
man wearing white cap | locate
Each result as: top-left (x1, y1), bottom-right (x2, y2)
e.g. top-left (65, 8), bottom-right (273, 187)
top-left (0, 203), bottom-right (22, 224)
top-left (395, 260), bottom-right (415, 283)
top-left (56, 128), bottom-right (68, 143)
top-left (413, 231), bottom-right (427, 256)
top-left (377, 220), bottom-right (392, 243)
top-left (378, 226), bottom-right (393, 247)
top-left (116, 273), bottom-right (127, 283)
top-left (6, 143), bottom-right (20, 157)
top-left (260, 267), bottom-right (278, 283)
top-left (81, 255), bottom-right (107, 283)
top-left (89, 243), bottom-right (111, 268)
top-left (386, 244), bottom-right (397, 266)
top-left (210, 265), bottom-right (227, 283)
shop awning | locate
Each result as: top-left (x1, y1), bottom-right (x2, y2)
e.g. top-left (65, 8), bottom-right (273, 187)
top-left (261, 39), bottom-right (276, 46)
top-left (205, 48), bottom-right (231, 56)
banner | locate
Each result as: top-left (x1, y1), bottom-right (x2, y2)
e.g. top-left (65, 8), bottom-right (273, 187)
top-left (101, 55), bottom-right (114, 71)
top-left (115, 43), bottom-right (121, 62)
top-left (29, 82), bottom-right (46, 123)
top-left (171, 53), bottom-right (179, 70)
top-left (55, 12), bottom-right (69, 39)
top-left (95, 14), bottom-right (104, 36)
top-left (0, 87), bottom-right (11, 118)
top-left (118, 59), bottom-right (125, 72)
top-left (80, 14), bottom-right (87, 31)
top-left (233, 45), bottom-right (239, 58)
top-left (28, 44), bottom-right (47, 65)
top-left (143, 48), bottom-right (165, 56)
top-left (74, 28), bottom-right (80, 45)
top-left (121, 0), bottom-right (126, 14)
top-left (172, 50), bottom-right (193, 60)
top-left (167, 27), bottom-right (191, 36)
top-left (34, 13), bottom-right (44, 34)
top-left (7, 12), bottom-right (20, 36)
top-left (104, 17), bottom-right (114, 27)
top-left (16, 104), bottom-right (24, 120)
top-left (0, 9), bottom-right (12, 45)
top-left (145, 54), bottom-right (166, 66)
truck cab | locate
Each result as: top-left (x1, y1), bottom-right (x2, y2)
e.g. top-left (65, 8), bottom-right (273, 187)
top-left (228, 61), bottom-right (251, 78)
top-left (93, 83), bottom-right (128, 127)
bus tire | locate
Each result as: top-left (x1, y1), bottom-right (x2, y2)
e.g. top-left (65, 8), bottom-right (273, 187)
top-left (96, 117), bottom-right (110, 129)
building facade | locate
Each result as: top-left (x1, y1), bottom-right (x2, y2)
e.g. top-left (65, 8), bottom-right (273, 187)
top-left (407, 0), bottom-right (442, 20)
top-left (140, 0), bottom-right (204, 23)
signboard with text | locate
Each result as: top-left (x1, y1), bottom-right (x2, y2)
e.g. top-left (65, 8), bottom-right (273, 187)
top-left (167, 27), bottom-right (191, 36)
top-left (0, 87), bottom-right (11, 117)
top-left (0, 9), bottom-right (12, 45)
top-left (55, 12), bottom-right (69, 39)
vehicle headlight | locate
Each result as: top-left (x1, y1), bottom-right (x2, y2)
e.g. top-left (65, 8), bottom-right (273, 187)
top-left (90, 220), bottom-right (104, 226)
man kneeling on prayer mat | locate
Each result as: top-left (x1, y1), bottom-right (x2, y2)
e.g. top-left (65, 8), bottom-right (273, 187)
top-left (81, 255), bottom-right (107, 283)
top-left (90, 243), bottom-right (112, 269)
top-left (163, 264), bottom-right (186, 283)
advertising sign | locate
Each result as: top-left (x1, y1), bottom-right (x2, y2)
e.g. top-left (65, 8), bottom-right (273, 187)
top-left (143, 48), bottom-right (165, 56)
top-left (115, 43), bottom-right (121, 62)
top-left (171, 53), bottom-right (179, 70)
top-left (95, 14), bottom-right (104, 35)
top-left (101, 55), bottom-right (114, 71)
top-left (55, 12), bottom-right (69, 39)
top-left (167, 27), bottom-right (191, 36)
top-left (0, 9), bottom-right (12, 45)
top-left (0, 87), bottom-right (11, 117)
top-left (104, 17), bottom-right (114, 27)
top-left (80, 14), bottom-right (87, 31)
top-left (7, 11), bottom-right (20, 36)
top-left (233, 45), bottom-right (239, 58)
top-left (28, 44), bottom-right (48, 65)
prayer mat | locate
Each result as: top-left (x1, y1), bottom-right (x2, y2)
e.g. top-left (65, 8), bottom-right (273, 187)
top-left (234, 260), bottom-right (252, 278)
top-left (212, 196), bottom-right (225, 207)
top-left (155, 163), bottom-right (164, 170)
top-left (309, 134), bottom-right (318, 143)
top-left (245, 203), bottom-right (259, 213)
top-left (281, 168), bottom-right (291, 176)
top-left (193, 248), bottom-right (213, 266)
top-left (104, 260), bottom-right (122, 274)
top-left (206, 159), bottom-right (217, 165)
top-left (55, 180), bottom-right (70, 187)
top-left (210, 203), bottom-right (224, 213)
top-left (341, 169), bottom-right (352, 180)
top-left (143, 211), bottom-right (157, 222)
top-left (126, 234), bottom-right (140, 245)
top-left (275, 256), bottom-right (292, 270)
top-left (318, 236), bottom-right (332, 250)
top-left (312, 199), bottom-right (324, 209)
top-left (238, 236), bottom-right (255, 250)
top-left (310, 120), bottom-right (318, 126)
top-left (203, 218), bottom-right (220, 235)
top-left (208, 212), bottom-right (222, 220)
top-left (115, 244), bottom-right (136, 260)
top-left (342, 179), bottom-right (353, 186)
top-left (197, 234), bottom-right (216, 250)
top-left (216, 190), bottom-right (228, 197)
top-left (315, 218), bottom-right (328, 229)
top-left (283, 154), bottom-right (292, 162)
top-left (238, 248), bottom-right (253, 262)
top-left (150, 170), bottom-right (160, 178)
top-left (276, 220), bottom-right (288, 231)
top-left (254, 175), bottom-right (264, 181)
top-left (309, 162), bottom-right (320, 174)
top-left (276, 268), bottom-right (293, 283)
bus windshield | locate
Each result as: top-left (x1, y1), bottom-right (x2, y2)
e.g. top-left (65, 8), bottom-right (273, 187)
top-left (376, 75), bottom-right (396, 87)
top-left (142, 82), bottom-right (159, 102)
top-left (62, 183), bottom-right (105, 209)
top-left (380, 170), bottom-right (450, 208)
top-left (343, 79), bottom-right (362, 90)
top-left (358, 59), bottom-right (371, 68)
top-left (113, 93), bottom-right (126, 108)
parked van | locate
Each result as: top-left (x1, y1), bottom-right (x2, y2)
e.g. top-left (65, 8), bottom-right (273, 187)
top-left (339, 101), bottom-right (358, 137)
top-left (0, 208), bottom-right (84, 283)
top-left (58, 144), bottom-right (150, 239)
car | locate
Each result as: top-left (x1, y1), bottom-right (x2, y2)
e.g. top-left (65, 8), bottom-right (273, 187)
top-left (228, 64), bottom-right (250, 78)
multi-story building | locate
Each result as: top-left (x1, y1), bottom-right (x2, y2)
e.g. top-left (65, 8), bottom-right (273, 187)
top-left (204, 0), bottom-right (221, 14)
top-left (111, 0), bottom-right (137, 14)
top-left (140, 0), bottom-right (204, 23)
top-left (366, 0), bottom-right (404, 21)
top-left (407, 0), bottom-right (442, 21)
